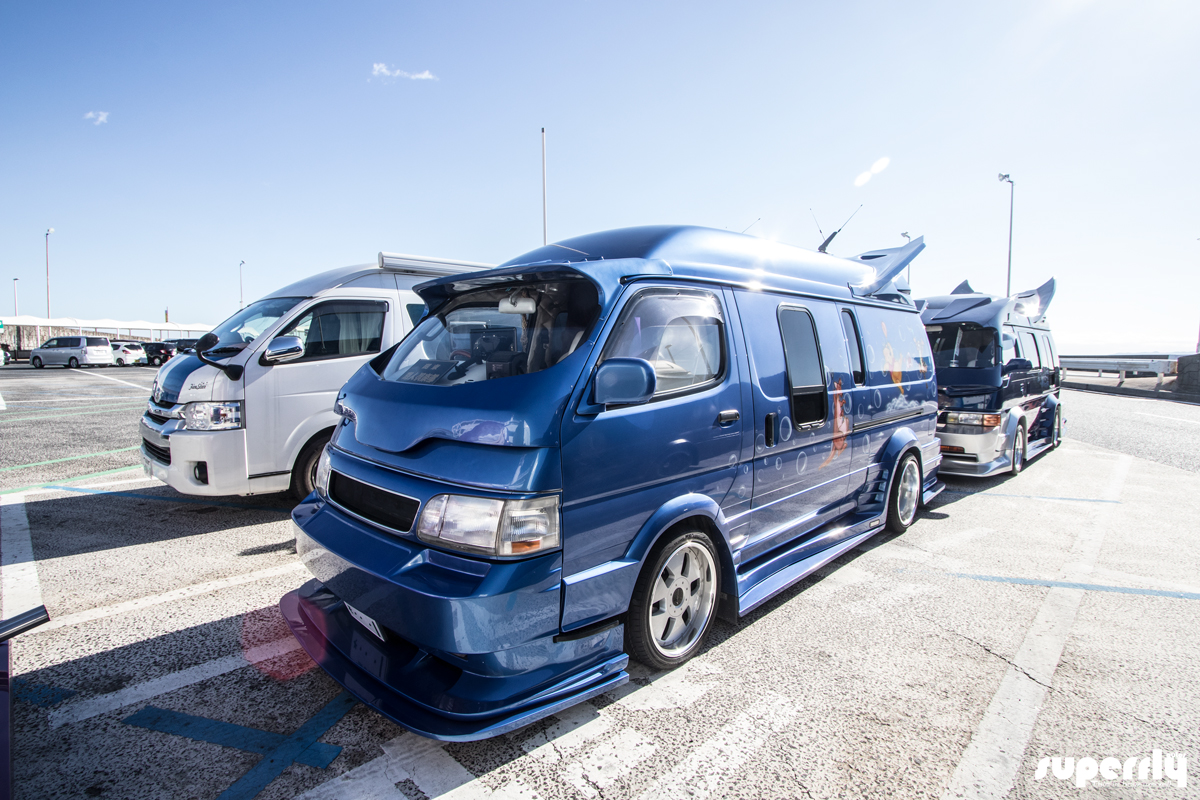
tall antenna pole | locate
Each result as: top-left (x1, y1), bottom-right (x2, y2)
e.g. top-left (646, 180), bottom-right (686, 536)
top-left (541, 128), bottom-right (548, 246)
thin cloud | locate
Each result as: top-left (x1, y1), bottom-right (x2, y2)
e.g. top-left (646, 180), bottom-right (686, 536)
top-left (372, 63), bottom-right (437, 81)
top-left (854, 156), bottom-right (890, 187)
top-left (83, 111), bottom-right (109, 125)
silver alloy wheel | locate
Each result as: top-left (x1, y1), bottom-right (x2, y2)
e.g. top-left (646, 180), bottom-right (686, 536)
top-left (1013, 426), bottom-right (1026, 471)
top-left (647, 541), bottom-right (717, 658)
top-left (895, 457), bottom-right (921, 527)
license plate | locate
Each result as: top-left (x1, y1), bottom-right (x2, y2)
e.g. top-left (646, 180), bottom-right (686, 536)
top-left (345, 602), bottom-right (385, 641)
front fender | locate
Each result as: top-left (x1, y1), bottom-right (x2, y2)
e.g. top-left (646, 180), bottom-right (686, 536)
top-left (559, 493), bottom-right (732, 632)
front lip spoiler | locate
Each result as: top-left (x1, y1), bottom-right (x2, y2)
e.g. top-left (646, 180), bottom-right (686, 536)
top-left (280, 586), bottom-right (629, 742)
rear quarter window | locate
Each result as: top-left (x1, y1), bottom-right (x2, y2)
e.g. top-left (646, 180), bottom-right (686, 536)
top-left (853, 305), bottom-right (932, 388)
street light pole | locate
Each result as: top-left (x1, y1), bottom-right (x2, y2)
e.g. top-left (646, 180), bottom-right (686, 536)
top-left (239, 261), bottom-right (245, 309)
top-left (45, 228), bottom-right (54, 317)
top-left (12, 278), bottom-right (17, 316)
top-left (998, 174), bottom-right (1014, 296)
top-left (541, 128), bottom-right (548, 246)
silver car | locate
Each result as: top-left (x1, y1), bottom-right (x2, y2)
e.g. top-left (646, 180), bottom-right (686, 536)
top-left (30, 336), bottom-right (115, 368)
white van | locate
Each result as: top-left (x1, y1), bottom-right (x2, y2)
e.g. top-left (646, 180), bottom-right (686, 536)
top-left (140, 253), bottom-right (490, 498)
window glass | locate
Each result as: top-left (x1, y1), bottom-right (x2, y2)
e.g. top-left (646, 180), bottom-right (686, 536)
top-left (42, 339), bottom-right (59, 348)
top-left (406, 304), bottom-right (426, 328)
top-left (841, 310), bottom-right (865, 385)
top-left (63, 337), bottom-right (82, 348)
top-left (927, 323), bottom-right (998, 369)
top-left (86, 337), bottom-right (108, 346)
top-left (383, 279), bottom-right (600, 386)
top-left (279, 300), bottom-right (387, 361)
top-left (1037, 334), bottom-right (1056, 369)
top-left (778, 307), bottom-right (826, 425)
top-left (602, 289), bottom-right (724, 396)
top-left (207, 296), bottom-right (303, 352)
top-left (1019, 331), bottom-right (1041, 368)
top-left (1002, 327), bottom-right (1018, 364)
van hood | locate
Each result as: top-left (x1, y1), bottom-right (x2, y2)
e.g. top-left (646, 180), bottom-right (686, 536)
top-left (151, 355), bottom-right (240, 405)
top-left (331, 362), bottom-right (581, 492)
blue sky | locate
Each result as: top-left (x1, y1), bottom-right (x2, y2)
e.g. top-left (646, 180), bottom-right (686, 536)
top-left (2, 1), bottom-right (1197, 352)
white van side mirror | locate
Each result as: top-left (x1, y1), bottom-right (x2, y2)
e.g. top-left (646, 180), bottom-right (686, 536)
top-left (261, 336), bottom-right (305, 365)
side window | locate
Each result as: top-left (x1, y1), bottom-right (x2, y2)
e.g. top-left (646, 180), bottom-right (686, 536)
top-left (67, 338), bottom-right (83, 348)
top-left (406, 304), bottom-right (426, 328)
top-left (602, 288), bottom-right (725, 397)
top-left (778, 307), bottom-right (827, 426)
top-left (840, 309), bottom-right (865, 386)
top-left (1037, 334), bottom-right (1056, 369)
top-left (43, 339), bottom-right (59, 348)
top-left (1002, 327), bottom-right (1018, 364)
top-left (279, 300), bottom-right (388, 361)
top-left (1019, 331), bottom-right (1041, 368)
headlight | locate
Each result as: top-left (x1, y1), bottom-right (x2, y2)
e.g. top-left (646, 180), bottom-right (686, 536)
top-left (417, 494), bottom-right (560, 557)
top-left (314, 445), bottom-right (332, 498)
top-left (943, 411), bottom-right (1002, 428)
top-left (182, 401), bottom-right (243, 431)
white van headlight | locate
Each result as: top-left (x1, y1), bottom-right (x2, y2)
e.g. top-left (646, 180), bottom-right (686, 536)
top-left (314, 446), bottom-right (332, 498)
top-left (417, 494), bottom-right (560, 557)
top-left (182, 401), bottom-right (243, 431)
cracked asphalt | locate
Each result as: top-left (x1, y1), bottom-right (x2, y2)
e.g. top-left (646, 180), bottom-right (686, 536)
top-left (2, 368), bottom-right (1197, 799)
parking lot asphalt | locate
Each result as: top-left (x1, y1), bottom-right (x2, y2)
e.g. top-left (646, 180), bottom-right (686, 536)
top-left (1, 367), bottom-right (1197, 799)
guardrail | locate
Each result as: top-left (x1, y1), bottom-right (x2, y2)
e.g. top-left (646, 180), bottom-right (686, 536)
top-left (1060, 355), bottom-right (1178, 388)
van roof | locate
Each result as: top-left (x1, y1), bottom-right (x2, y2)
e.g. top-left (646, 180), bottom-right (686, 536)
top-left (265, 253), bottom-right (493, 300)
top-left (920, 277), bottom-right (1055, 329)
top-left (425, 225), bottom-right (919, 307)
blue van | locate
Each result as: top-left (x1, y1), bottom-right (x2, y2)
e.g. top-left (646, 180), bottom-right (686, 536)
top-left (282, 226), bottom-right (944, 740)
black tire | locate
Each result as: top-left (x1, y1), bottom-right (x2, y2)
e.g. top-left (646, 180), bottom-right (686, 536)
top-left (1010, 422), bottom-right (1027, 475)
top-left (31, 356), bottom-right (43, 369)
top-left (290, 435), bottom-right (331, 501)
top-left (68, 357), bottom-right (80, 368)
top-left (1049, 407), bottom-right (1062, 449)
top-left (886, 454), bottom-right (922, 534)
top-left (116, 358), bottom-right (125, 367)
top-left (626, 529), bottom-right (720, 671)
top-left (150, 356), bottom-right (160, 366)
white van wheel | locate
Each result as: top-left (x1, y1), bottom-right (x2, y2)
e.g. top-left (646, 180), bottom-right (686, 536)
top-left (291, 436), bottom-right (330, 501)
top-left (626, 530), bottom-right (719, 670)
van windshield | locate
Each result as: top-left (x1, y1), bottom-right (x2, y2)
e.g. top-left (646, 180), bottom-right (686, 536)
top-left (207, 297), bottom-right (302, 351)
top-left (927, 323), bottom-right (998, 369)
top-left (381, 279), bottom-right (599, 386)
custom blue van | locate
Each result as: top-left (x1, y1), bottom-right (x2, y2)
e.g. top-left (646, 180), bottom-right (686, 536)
top-left (920, 279), bottom-right (1061, 476)
top-left (282, 226), bottom-right (944, 740)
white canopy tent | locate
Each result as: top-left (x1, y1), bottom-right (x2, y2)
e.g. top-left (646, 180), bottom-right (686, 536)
top-left (0, 314), bottom-right (214, 342)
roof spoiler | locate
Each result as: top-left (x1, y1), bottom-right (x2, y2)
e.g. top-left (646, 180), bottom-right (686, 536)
top-left (847, 236), bottom-right (925, 297)
top-left (377, 252), bottom-right (494, 277)
top-left (1013, 277), bottom-right (1056, 323)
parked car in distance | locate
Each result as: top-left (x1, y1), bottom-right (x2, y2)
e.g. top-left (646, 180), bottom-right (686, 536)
top-left (919, 278), bottom-right (1061, 476)
top-left (282, 225), bottom-right (944, 741)
top-left (143, 342), bottom-right (177, 367)
top-left (163, 338), bottom-right (199, 354)
top-left (30, 337), bottom-right (114, 368)
top-left (111, 341), bottom-right (149, 366)
top-left (1, 346), bottom-right (10, 366)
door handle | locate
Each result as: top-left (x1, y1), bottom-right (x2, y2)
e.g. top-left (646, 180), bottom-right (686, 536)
top-left (765, 412), bottom-right (777, 447)
top-left (717, 410), bottom-right (740, 425)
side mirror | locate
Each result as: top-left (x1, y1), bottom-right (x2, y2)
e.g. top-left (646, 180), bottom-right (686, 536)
top-left (593, 358), bottom-right (656, 407)
top-left (195, 332), bottom-right (219, 353)
top-left (260, 336), bottom-right (305, 365)
top-left (1003, 357), bottom-right (1032, 374)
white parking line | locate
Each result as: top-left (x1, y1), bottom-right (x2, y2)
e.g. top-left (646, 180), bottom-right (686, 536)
top-left (40, 562), bottom-right (308, 631)
top-left (1134, 411), bottom-right (1200, 425)
top-left (0, 390), bottom-right (6, 411)
top-left (0, 493), bottom-right (43, 618)
top-left (3, 394), bottom-right (150, 403)
top-left (66, 369), bottom-right (151, 391)
top-left (48, 636), bottom-right (303, 728)
top-left (940, 455), bottom-right (1131, 800)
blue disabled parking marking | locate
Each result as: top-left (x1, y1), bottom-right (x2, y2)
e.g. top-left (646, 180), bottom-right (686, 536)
top-left (123, 692), bottom-right (357, 799)
top-left (953, 573), bottom-right (1200, 601)
top-left (12, 678), bottom-right (78, 708)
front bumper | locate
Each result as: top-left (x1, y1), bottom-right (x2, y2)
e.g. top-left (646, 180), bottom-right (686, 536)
top-left (935, 424), bottom-right (1013, 477)
top-left (285, 496), bottom-right (629, 741)
top-left (139, 415), bottom-right (252, 495)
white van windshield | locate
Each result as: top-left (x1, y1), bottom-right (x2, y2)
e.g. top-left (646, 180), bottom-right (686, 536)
top-left (381, 279), bottom-right (599, 386)
top-left (207, 297), bottom-right (303, 350)
top-left (927, 323), bottom-right (998, 369)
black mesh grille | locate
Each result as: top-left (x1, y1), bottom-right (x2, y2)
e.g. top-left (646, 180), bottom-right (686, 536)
top-left (143, 439), bottom-right (171, 465)
top-left (330, 472), bottom-right (419, 533)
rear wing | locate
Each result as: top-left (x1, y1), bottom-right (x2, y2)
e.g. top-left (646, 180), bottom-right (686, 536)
top-left (847, 236), bottom-right (926, 297)
top-left (378, 252), bottom-right (494, 278)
